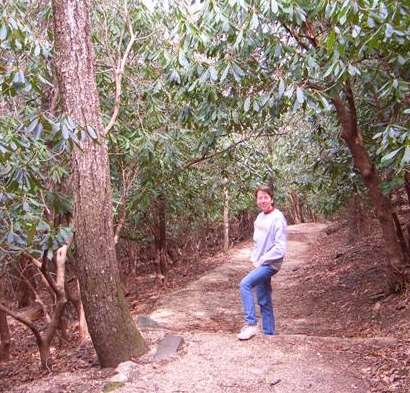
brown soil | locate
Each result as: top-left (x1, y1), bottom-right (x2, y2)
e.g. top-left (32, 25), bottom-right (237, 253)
top-left (1, 222), bottom-right (409, 393)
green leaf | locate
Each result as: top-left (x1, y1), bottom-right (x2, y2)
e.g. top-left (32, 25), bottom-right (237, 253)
top-left (348, 64), bottom-right (360, 76)
top-left (278, 79), bottom-right (285, 97)
top-left (253, 100), bottom-right (260, 112)
top-left (37, 74), bottom-right (54, 88)
top-left (0, 25), bottom-right (7, 41)
top-left (231, 63), bottom-right (245, 82)
top-left (220, 65), bottom-right (230, 82)
top-left (323, 62), bottom-right (334, 78)
top-left (307, 56), bottom-right (318, 70)
top-left (385, 24), bottom-right (393, 38)
top-left (234, 30), bottom-right (243, 47)
top-left (327, 31), bottom-right (336, 53)
top-left (209, 66), bottom-right (218, 82)
top-left (86, 125), bottom-right (98, 140)
top-left (271, 0), bottom-right (278, 14)
top-left (244, 96), bottom-right (251, 113)
top-left (32, 121), bottom-right (43, 139)
top-left (352, 25), bottom-right (361, 38)
top-left (250, 14), bottom-right (259, 30)
top-left (169, 70), bottom-right (181, 84)
top-left (34, 43), bottom-right (41, 57)
top-left (61, 123), bottom-right (70, 140)
top-left (401, 147), bottom-right (410, 166)
top-left (12, 70), bottom-right (26, 88)
top-left (199, 69), bottom-right (209, 84)
top-left (27, 118), bottom-right (39, 134)
top-left (178, 50), bottom-right (189, 68)
top-left (22, 200), bottom-right (30, 212)
top-left (296, 87), bottom-right (305, 103)
top-left (381, 147), bottom-right (402, 163)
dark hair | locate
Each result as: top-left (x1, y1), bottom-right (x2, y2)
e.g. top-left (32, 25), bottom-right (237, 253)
top-left (255, 185), bottom-right (274, 199)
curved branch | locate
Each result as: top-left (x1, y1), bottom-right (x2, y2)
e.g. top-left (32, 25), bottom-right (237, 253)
top-left (104, 2), bottom-right (136, 135)
top-left (0, 302), bottom-right (42, 343)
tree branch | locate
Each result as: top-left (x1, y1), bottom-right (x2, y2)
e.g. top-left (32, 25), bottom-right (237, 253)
top-left (181, 129), bottom-right (286, 172)
top-left (103, 2), bottom-right (136, 135)
top-left (0, 302), bottom-right (42, 343)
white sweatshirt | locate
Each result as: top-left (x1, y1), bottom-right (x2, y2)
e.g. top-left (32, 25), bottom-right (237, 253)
top-left (250, 208), bottom-right (288, 269)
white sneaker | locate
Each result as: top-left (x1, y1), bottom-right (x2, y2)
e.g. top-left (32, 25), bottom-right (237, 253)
top-left (237, 324), bottom-right (258, 340)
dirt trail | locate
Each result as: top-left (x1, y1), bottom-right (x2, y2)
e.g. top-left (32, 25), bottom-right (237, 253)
top-left (113, 223), bottom-right (376, 393)
top-left (7, 223), bottom-right (393, 393)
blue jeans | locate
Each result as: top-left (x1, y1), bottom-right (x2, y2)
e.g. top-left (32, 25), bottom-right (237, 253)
top-left (240, 265), bottom-right (277, 335)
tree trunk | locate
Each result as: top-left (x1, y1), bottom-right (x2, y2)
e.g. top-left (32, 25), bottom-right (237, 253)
top-left (52, 0), bottom-right (145, 367)
top-left (290, 191), bottom-right (301, 224)
top-left (156, 194), bottom-right (168, 277)
top-left (66, 279), bottom-right (89, 342)
top-left (333, 86), bottom-right (409, 292)
top-left (223, 180), bottom-right (229, 252)
top-left (405, 171), bottom-right (410, 210)
top-left (14, 255), bottom-right (36, 308)
top-left (349, 193), bottom-right (363, 242)
top-left (151, 193), bottom-right (168, 285)
top-left (392, 212), bottom-right (410, 259)
top-left (298, 197), bottom-right (305, 223)
top-left (0, 310), bottom-right (10, 362)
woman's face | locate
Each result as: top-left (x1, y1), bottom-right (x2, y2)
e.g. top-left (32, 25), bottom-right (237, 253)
top-left (256, 190), bottom-right (273, 213)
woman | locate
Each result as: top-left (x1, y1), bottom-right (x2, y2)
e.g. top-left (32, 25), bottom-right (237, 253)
top-left (237, 185), bottom-right (288, 340)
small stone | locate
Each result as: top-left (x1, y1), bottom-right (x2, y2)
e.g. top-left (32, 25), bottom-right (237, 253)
top-left (154, 335), bottom-right (184, 360)
top-left (137, 315), bottom-right (160, 328)
top-left (373, 302), bottom-right (381, 312)
top-left (115, 361), bottom-right (138, 376)
top-left (103, 382), bottom-right (125, 392)
top-left (110, 372), bottom-right (128, 383)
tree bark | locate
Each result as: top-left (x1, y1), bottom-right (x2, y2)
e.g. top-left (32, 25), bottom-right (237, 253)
top-left (404, 170), bottom-right (410, 209)
top-left (290, 191), bottom-right (302, 224)
top-left (333, 85), bottom-right (409, 292)
top-left (392, 212), bottom-right (410, 259)
top-left (66, 278), bottom-right (89, 342)
top-left (152, 193), bottom-right (168, 285)
top-left (157, 193), bottom-right (168, 277)
top-left (0, 310), bottom-right (10, 362)
top-left (223, 180), bottom-right (230, 252)
top-left (52, 0), bottom-right (145, 367)
top-left (14, 255), bottom-right (36, 308)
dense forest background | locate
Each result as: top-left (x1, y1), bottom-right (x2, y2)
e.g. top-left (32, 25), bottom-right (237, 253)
top-left (0, 0), bottom-right (409, 383)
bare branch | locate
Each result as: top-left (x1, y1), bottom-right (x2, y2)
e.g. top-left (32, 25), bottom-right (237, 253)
top-left (0, 302), bottom-right (42, 343)
top-left (103, 1), bottom-right (135, 135)
top-left (44, 243), bottom-right (68, 345)
top-left (16, 265), bottom-right (51, 323)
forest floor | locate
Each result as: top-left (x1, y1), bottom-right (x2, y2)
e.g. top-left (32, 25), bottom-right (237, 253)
top-left (1, 221), bottom-right (409, 393)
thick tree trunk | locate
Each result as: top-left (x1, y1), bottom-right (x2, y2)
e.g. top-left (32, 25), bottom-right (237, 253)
top-left (333, 86), bottom-right (409, 292)
top-left (0, 310), bottom-right (10, 362)
top-left (52, 0), bottom-right (145, 367)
